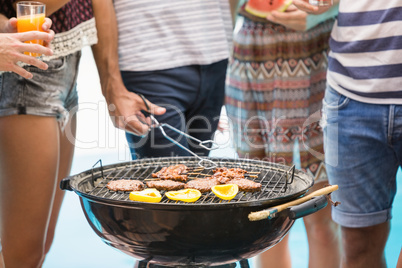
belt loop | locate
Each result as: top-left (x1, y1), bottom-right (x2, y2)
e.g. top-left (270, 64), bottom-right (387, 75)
top-left (17, 104), bottom-right (27, 115)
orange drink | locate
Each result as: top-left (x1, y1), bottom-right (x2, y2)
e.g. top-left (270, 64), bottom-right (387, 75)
top-left (16, 1), bottom-right (46, 57)
top-left (17, 14), bottom-right (46, 43)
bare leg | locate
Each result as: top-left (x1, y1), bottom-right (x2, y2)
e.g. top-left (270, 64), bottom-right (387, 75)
top-left (258, 234), bottom-right (291, 268)
top-left (341, 222), bottom-right (389, 268)
top-left (0, 115), bottom-right (59, 268)
top-left (43, 114), bottom-right (76, 258)
top-left (249, 151), bottom-right (291, 268)
top-left (0, 251), bottom-right (4, 268)
top-left (397, 248), bottom-right (402, 268)
top-left (0, 239), bottom-right (3, 268)
top-left (303, 181), bottom-right (340, 268)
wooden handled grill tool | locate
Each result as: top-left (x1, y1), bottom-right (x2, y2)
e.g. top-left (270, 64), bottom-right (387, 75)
top-left (249, 184), bottom-right (339, 221)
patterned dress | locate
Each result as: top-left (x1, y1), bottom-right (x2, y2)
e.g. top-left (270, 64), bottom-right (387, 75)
top-left (225, 5), bottom-right (335, 181)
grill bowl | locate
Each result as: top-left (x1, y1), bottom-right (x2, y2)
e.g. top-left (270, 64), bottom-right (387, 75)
top-left (61, 157), bottom-right (316, 266)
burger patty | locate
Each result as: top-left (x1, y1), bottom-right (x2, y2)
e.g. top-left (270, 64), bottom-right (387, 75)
top-left (213, 167), bottom-right (247, 179)
top-left (185, 177), bottom-right (220, 193)
top-left (146, 180), bottom-right (186, 191)
top-left (228, 178), bottom-right (262, 192)
top-left (152, 164), bottom-right (189, 182)
top-left (214, 175), bottom-right (232, 184)
top-left (107, 179), bottom-right (145, 192)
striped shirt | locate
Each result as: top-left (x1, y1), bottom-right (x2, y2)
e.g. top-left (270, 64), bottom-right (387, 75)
top-left (113, 0), bottom-right (233, 72)
top-left (327, 1), bottom-right (402, 104)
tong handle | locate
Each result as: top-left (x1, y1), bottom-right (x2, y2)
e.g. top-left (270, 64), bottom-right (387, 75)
top-left (139, 93), bottom-right (151, 111)
top-left (138, 93), bottom-right (219, 151)
top-left (138, 93), bottom-right (219, 168)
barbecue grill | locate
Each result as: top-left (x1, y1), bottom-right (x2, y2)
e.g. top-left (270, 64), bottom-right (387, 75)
top-left (61, 156), bottom-right (332, 267)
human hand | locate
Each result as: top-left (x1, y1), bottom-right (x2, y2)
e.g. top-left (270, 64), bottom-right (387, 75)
top-left (0, 31), bottom-right (54, 78)
top-left (266, 5), bottom-right (308, 31)
top-left (292, 0), bottom-right (332, 15)
top-left (41, 17), bottom-right (54, 48)
top-left (7, 17), bottom-right (54, 46)
top-left (0, 17), bottom-right (55, 78)
top-left (105, 85), bottom-right (166, 136)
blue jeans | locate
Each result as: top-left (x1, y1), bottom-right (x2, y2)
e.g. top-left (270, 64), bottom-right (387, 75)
top-left (122, 59), bottom-right (227, 159)
top-left (322, 85), bottom-right (400, 228)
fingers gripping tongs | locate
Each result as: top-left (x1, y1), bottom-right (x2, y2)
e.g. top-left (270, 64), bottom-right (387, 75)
top-left (138, 94), bottom-right (219, 169)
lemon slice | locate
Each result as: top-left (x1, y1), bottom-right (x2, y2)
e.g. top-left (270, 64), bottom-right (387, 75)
top-left (212, 184), bottom-right (239, 200)
top-left (165, 189), bottom-right (202, 203)
top-left (129, 188), bottom-right (162, 203)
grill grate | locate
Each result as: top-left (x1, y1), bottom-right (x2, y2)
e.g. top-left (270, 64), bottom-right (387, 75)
top-left (75, 157), bottom-right (304, 205)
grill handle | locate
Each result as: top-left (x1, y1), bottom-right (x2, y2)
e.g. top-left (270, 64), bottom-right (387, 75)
top-left (288, 195), bottom-right (327, 220)
top-left (60, 176), bottom-right (73, 191)
top-left (248, 184), bottom-right (338, 221)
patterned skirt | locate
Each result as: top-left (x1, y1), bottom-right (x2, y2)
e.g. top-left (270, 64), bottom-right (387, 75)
top-left (225, 14), bottom-right (335, 181)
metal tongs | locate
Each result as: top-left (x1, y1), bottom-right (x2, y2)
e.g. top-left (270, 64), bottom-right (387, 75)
top-left (138, 94), bottom-right (219, 169)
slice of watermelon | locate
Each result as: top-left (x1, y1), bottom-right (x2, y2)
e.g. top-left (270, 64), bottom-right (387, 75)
top-left (245, 0), bottom-right (293, 18)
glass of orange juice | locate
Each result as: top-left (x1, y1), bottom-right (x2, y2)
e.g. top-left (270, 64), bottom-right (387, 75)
top-left (16, 1), bottom-right (46, 57)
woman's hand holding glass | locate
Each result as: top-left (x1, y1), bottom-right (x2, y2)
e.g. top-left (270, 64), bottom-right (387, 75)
top-left (0, 17), bottom-right (54, 78)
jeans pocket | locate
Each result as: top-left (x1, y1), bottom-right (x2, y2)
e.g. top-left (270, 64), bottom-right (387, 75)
top-left (321, 85), bottom-right (350, 129)
top-left (27, 57), bottom-right (66, 74)
top-left (323, 85), bottom-right (349, 111)
top-left (44, 57), bottom-right (66, 72)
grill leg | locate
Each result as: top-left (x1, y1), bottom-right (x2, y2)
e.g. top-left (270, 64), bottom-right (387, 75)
top-left (135, 260), bottom-right (148, 268)
top-left (135, 260), bottom-right (250, 268)
top-left (239, 259), bottom-right (250, 268)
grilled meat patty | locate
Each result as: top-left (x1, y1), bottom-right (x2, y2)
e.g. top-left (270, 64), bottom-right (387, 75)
top-left (107, 179), bottom-right (145, 192)
top-left (213, 167), bottom-right (248, 184)
top-left (214, 175), bottom-right (232, 184)
top-left (213, 167), bottom-right (247, 179)
top-left (146, 180), bottom-right (185, 191)
top-left (145, 165), bottom-right (260, 193)
top-left (152, 164), bottom-right (189, 182)
top-left (228, 178), bottom-right (261, 192)
top-left (185, 177), bottom-right (220, 193)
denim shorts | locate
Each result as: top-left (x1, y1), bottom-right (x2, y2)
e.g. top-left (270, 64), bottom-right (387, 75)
top-left (0, 51), bottom-right (81, 129)
top-left (322, 85), bottom-right (401, 228)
